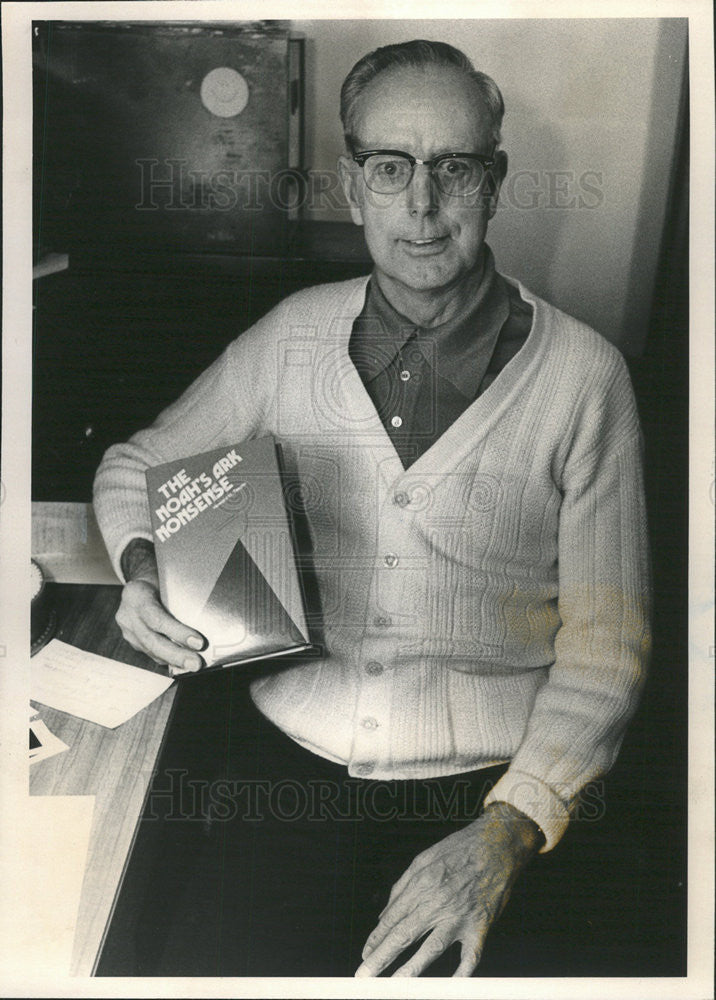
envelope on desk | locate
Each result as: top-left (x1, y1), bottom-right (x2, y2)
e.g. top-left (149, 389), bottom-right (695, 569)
top-left (31, 640), bottom-right (174, 728)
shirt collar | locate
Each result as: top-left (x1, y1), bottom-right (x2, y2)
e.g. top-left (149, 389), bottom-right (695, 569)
top-left (361, 245), bottom-right (510, 399)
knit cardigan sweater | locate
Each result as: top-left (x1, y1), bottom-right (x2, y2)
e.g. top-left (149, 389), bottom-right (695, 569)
top-left (93, 275), bottom-right (651, 851)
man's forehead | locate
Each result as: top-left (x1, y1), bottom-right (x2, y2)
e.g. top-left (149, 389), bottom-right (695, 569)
top-left (352, 64), bottom-right (493, 153)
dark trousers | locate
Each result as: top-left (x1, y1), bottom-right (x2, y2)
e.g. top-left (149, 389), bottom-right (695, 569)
top-left (131, 678), bottom-right (510, 976)
top-left (123, 673), bottom-right (647, 978)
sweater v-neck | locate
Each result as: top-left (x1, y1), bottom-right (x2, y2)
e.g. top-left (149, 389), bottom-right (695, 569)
top-left (328, 275), bottom-right (547, 489)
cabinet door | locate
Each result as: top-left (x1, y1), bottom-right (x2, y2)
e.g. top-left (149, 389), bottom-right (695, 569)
top-left (32, 250), bottom-right (370, 500)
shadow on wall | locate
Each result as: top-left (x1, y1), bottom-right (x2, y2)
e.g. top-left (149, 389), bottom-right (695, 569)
top-left (489, 105), bottom-right (569, 327)
top-left (620, 21), bottom-right (689, 357)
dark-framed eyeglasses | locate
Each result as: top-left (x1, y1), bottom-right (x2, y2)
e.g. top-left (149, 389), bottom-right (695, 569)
top-left (352, 149), bottom-right (495, 197)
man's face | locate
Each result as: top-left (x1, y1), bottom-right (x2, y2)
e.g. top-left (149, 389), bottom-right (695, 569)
top-left (339, 65), bottom-right (505, 304)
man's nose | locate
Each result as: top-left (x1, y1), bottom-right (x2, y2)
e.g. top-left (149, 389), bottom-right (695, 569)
top-left (406, 163), bottom-right (439, 214)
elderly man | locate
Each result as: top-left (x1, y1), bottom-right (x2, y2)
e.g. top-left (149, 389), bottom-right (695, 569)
top-left (94, 40), bottom-right (651, 977)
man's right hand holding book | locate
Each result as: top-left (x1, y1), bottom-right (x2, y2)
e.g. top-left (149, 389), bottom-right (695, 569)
top-left (117, 538), bottom-right (206, 675)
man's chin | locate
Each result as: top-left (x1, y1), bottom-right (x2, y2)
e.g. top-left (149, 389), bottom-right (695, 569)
top-left (381, 260), bottom-right (471, 296)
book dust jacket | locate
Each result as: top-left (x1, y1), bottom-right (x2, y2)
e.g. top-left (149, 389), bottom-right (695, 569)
top-left (145, 436), bottom-right (313, 670)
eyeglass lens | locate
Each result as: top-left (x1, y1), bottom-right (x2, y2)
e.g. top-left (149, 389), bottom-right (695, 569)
top-left (363, 154), bottom-right (485, 196)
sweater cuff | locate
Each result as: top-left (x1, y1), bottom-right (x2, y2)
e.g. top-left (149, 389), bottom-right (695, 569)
top-left (110, 529), bottom-right (155, 583)
top-left (483, 768), bottom-right (571, 853)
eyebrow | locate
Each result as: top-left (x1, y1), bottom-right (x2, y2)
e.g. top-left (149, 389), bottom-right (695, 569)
top-left (352, 144), bottom-right (488, 157)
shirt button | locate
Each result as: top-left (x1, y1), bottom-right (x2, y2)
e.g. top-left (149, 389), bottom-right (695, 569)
top-left (355, 763), bottom-right (374, 776)
top-left (361, 716), bottom-right (379, 730)
top-left (390, 415), bottom-right (403, 429)
top-left (399, 369), bottom-right (411, 382)
top-left (384, 553), bottom-right (399, 568)
top-left (365, 661), bottom-right (384, 676)
top-left (374, 614), bottom-right (392, 627)
top-left (394, 491), bottom-right (410, 507)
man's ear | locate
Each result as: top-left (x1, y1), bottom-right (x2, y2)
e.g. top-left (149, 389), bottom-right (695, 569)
top-left (338, 155), bottom-right (364, 226)
top-left (486, 150), bottom-right (508, 219)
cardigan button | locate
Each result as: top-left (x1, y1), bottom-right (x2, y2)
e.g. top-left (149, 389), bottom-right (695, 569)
top-left (373, 615), bottom-right (392, 627)
top-left (355, 763), bottom-right (375, 776)
top-left (394, 491), bottom-right (410, 507)
top-left (365, 661), bottom-right (384, 676)
top-left (361, 716), bottom-right (379, 730)
top-left (384, 553), bottom-right (399, 568)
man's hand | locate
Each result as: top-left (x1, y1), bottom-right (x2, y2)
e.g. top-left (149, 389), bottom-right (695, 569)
top-left (116, 538), bottom-right (206, 674)
top-left (355, 800), bottom-right (544, 978)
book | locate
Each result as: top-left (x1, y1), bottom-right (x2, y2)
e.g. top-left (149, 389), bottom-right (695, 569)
top-left (145, 436), bottom-right (314, 671)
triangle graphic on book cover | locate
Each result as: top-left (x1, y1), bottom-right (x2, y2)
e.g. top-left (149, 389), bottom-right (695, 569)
top-left (239, 516), bottom-right (309, 641)
top-left (197, 534), bottom-right (307, 664)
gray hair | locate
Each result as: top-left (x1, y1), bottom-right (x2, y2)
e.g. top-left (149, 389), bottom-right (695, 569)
top-left (340, 39), bottom-right (505, 152)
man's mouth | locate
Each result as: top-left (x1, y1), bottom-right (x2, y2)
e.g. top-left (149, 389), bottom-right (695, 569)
top-left (400, 234), bottom-right (450, 255)
top-left (403, 236), bottom-right (448, 245)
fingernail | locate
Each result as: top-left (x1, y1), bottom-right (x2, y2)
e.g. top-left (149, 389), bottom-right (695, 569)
top-left (183, 655), bottom-right (201, 671)
top-left (355, 965), bottom-right (371, 978)
top-left (186, 636), bottom-right (203, 651)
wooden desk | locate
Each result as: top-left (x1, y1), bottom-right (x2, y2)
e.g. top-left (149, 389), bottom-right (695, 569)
top-left (29, 583), bottom-right (177, 977)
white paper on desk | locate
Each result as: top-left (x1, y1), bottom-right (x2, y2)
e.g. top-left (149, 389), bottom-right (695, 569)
top-left (31, 639), bottom-right (174, 728)
top-left (29, 718), bottom-right (69, 764)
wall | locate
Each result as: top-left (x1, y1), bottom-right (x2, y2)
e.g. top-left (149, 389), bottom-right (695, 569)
top-left (292, 18), bottom-right (688, 356)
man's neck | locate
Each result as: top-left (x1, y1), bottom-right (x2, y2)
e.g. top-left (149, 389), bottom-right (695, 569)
top-left (374, 255), bottom-right (486, 329)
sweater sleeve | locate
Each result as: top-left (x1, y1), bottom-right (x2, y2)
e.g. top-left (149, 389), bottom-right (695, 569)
top-left (92, 311), bottom-right (280, 580)
top-left (484, 351), bottom-right (652, 851)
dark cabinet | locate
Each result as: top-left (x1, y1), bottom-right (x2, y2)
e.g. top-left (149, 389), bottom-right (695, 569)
top-left (32, 222), bottom-right (371, 500)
